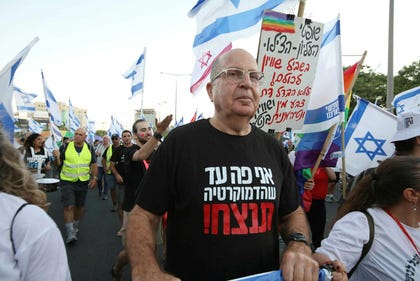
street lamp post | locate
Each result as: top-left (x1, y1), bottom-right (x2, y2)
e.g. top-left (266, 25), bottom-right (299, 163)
top-left (160, 72), bottom-right (191, 123)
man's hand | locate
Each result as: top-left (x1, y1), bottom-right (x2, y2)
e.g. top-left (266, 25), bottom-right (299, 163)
top-left (280, 242), bottom-right (319, 281)
top-left (88, 178), bottom-right (97, 189)
top-left (155, 114), bottom-right (173, 134)
top-left (303, 178), bottom-right (315, 190)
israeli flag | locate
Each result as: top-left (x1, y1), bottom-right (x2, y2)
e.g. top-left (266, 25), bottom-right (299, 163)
top-left (123, 48), bottom-right (146, 98)
top-left (13, 86), bottom-right (38, 112)
top-left (392, 85), bottom-right (420, 115)
top-left (42, 70), bottom-right (62, 126)
top-left (28, 118), bottom-right (44, 133)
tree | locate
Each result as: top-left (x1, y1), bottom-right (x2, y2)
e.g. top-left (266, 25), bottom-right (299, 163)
top-left (349, 65), bottom-right (387, 110)
top-left (394, 60), bottom-right (420, 94)
top-left (96, 130), bottom-right (107, 137)
top-left (345, 60), bottom-right (420, 115)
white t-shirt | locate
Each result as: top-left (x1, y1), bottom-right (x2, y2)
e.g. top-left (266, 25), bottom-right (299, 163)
top-left (316, 207), bottom-right (420, 280)
top-left (0, 192), bottom-right (72, 281)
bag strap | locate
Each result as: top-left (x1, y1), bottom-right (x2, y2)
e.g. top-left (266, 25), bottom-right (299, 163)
top-left (10, 203), bottom-right (29, 255)
top-left (348, 211), bottom-right (375, 277)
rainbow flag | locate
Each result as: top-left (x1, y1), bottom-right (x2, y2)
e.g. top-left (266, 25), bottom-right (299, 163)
top-left (261, 10), bottom-right (295, 33)
top-left (343, 62), bottom-right (359, 121)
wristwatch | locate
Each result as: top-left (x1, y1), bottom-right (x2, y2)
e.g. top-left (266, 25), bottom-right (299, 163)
top-left (287, 232), bottom-right (309, 246)
top-left (153, 132), bottom-right (163, 141)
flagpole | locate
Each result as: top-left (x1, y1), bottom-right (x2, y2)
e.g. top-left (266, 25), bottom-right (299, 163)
top-left (298, 0), bottom-right (306, 17)
top-left (310, 123), bottom-right (337, 177)
top-left (141, 47), bottom-right (147, 116)
top-left (340, 51), bottom-right (367, 199)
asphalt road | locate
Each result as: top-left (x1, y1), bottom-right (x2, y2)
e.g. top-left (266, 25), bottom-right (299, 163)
top-left (45, 186), bottom-right (340, 281)
top-left (46, 188), bottom-right (131, 281)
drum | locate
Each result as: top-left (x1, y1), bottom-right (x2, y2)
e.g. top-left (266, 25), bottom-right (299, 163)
top-left (36, 178), bottom-right (59, 192)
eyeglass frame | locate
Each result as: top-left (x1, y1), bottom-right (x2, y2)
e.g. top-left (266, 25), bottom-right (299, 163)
top-left (211, 67), bottom-right (264, 85)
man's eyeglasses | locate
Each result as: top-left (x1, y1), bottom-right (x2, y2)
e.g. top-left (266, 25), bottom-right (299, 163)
top-left (211, 68), bottom-right (264, 85)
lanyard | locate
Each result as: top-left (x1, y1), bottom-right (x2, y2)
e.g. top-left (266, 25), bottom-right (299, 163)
top-left (385, 209), bottom-right (420, 256)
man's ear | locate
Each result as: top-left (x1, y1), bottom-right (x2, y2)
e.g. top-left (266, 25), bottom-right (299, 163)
top-left (206, 82), bottom-right (214, 102)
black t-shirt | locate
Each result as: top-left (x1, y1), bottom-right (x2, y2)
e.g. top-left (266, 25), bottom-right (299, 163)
top-left (137, 119), bottom-right (299, 281)
top-left (110, 144), bottom-right (137, 182)
top-left (121, 145), bottom-right (152, 212)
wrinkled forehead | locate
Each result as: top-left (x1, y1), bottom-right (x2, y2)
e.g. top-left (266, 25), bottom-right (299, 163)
top-left (219, 50), bottom-right (258, 70)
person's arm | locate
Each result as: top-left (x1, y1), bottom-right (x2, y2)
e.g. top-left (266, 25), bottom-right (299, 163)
top-left (313, 254), bottom-right (348, 281)
top-left (52, 149), bottom-right (61, 167)
top-left (126, 206), bottom-right (180, 281)
top-left (88, 163), bottom-right (98, 188)
top-left (110, 161), bottom-right (123, 184)
top-left (325, 167), bottom-right (337, 182)
top-left (133, 115), bottom-right (173, 161)
top-left (101, 156), bottom-right (108, 173)
top-left (279, 206), bottom-right (319, 281)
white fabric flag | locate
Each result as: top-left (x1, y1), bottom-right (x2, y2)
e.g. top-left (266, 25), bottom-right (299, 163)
top-left (49, 120), bottom-right (62, 144)
top-left (123, 48), bottom-right (146, 98)
top-left (13, 86), bottom-right (38, 112)
top-left (189, 0), bottom-right (299, 95)
top-left (108, 115), bottom-right (123, 136)
top-left (0, 37), bottom-right (39, 118)
top-left (41, 70), bottom-right (62, 126)
top-left (300, 15), bottom-right (345, 133)
top-left (340, 98), bottom-right (397, 176)
top-left (28, 118), bottom-right (44, 133)
top-left (392, 85), bottom-right (420, 116)
top-left (68, 98), bottom-right (81, 133)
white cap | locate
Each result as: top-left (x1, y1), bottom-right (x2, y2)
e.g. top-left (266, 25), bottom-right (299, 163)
top-left (391, 112), bottom-right (420, 142)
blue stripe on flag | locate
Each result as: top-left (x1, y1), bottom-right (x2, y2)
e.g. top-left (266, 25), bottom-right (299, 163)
top-left (136, 54), bottom-right (144, 65)
top-left (131, 82), bottom-right (144, 94)
top-left (193, 0), bottom-right (287, 47)
top-left (188, 0), bottom-right (208, 17)
top-left (392, 87), bottom-right (420, 105)
top-left (17, 106), bottom-right (35, 111)
top-left (9, 58), bottom-right (22, 85)
top-left (320, 19), bottom-right (340, 48)
top-left (344, 98), bottom-right (369, 144)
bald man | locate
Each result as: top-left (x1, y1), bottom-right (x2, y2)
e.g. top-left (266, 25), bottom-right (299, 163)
top-left (55, 127), bottom-right (98, 244)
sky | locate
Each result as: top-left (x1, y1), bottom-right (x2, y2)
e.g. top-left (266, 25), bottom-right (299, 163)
top-left (1, 0), bottom-right (419, 130)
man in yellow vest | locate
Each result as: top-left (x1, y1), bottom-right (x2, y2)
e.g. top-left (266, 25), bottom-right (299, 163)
top-left (102, 134), bottom-right (121, 212)
top-left (54, 127), bottom-right (98, 244)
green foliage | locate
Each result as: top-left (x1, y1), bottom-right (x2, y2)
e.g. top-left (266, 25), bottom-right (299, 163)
top-left (394, 60), bottom-right (420, 93)
top-left (347, 60), bottom-right (420, 115)
top-left (95, 130), bottom-right (107, 137)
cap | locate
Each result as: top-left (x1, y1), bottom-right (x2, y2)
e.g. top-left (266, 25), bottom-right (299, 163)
top-left (391, 112), bottom-right (420, 142)
top-left (111, 134), bottom-right (119, 139)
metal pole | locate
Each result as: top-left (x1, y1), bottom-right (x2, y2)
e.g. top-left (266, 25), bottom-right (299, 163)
top-left (175, 79), bottom-right (178, 122)
top-left (160, 72), bottom-right (191, 123)
top-left (386, 0), bottom-right (394, 112)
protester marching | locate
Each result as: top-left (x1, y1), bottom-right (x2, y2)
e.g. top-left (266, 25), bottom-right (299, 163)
top-left (1, 1), bottom-right (419, 281)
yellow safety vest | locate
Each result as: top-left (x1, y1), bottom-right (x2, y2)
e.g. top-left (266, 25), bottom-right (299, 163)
top-left (60, 142), bottom-right (92, 182)
top-left (105, 146), bottom-right (114, 174)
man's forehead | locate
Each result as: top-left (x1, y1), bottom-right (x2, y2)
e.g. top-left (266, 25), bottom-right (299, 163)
top-left (137, 122), bottom-right (152, 130)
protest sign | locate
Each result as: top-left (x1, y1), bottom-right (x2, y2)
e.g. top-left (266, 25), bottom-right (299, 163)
top-left (252, 11), bottom-right (324, 133)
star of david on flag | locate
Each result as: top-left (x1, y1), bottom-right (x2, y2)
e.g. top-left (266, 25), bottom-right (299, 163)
top-left (337, 97), bottom-right (397, 176)
top-left (392, 85), bottom-right (420, 116)
top-left (189, 0), bottom-right (299, 95)
top-left (354, 131), bottom-right (387, 160)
